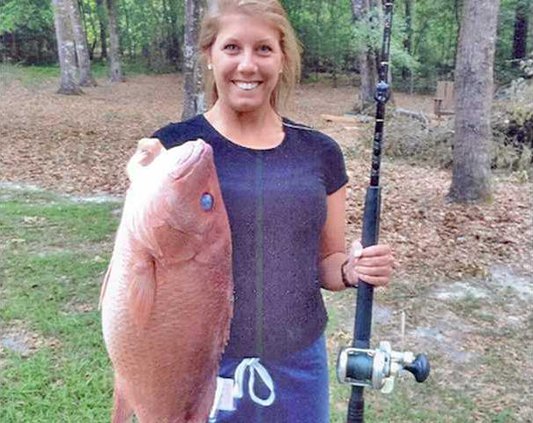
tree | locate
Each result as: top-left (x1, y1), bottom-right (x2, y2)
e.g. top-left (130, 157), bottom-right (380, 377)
top-left (106, 0), bottom-right (123, 82)
top-left (401, 0), bottom-right (413, 83)
top-left (52, 0), bottom-right (83, 95)
top-left (95, 0), bottom-right (108, 59)
top-left (511, 0), bottom-right (531, 67)
top-left (66, 0), bottom-right (96, 86)
top-left (182, 0), bottom-right (205, 120)
top-left (351, 0), bottom-right (378, 112)
top-left (447, 0), bottom-right (501, 203)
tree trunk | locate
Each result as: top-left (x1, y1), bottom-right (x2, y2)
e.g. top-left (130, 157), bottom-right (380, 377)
top-left (512, 0), bottom-right (531, 67)
top-left (67, 0), bottom-right (97, 86)
top-left (52, 0), bottom-right (83, 95)
top-left (10, 32), bottom-right (17, 59)
top-left (401, 0), bottom-right (413, 82)
top-left (96, 0), bottom-right (107, 59)
top-left (351, 0), bottom-right (377, 113)
top-left (121, 0), bottom-right (135, 58)
top-left (447, 0), bottom-right (500, 203)
top-left (165, 0), bottom-right (182, 70)
top-left (106, 0), bottom-right (124, 82)
top-left (182, 0), bottom-right (206, 120)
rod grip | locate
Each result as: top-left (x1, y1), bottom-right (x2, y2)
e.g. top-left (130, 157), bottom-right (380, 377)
top-left (347, 387), bottom-right (365, 423)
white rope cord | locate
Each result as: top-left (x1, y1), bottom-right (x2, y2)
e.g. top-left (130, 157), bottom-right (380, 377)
top-left (233, 358), bottom-right (276, 407)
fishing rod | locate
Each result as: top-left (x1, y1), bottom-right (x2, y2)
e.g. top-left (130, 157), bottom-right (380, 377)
top-left (336, 1), bottom-right (430, 422)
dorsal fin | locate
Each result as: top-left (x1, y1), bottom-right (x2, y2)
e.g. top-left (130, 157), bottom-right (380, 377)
top-left (128, 257), bottom-right (157, 327)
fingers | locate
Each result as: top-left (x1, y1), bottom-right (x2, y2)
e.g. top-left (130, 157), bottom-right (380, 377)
top-left (346, 243), bottom-right (394, 288)
top-left (360, 244), bottom-right (391, 258)
top-left (136, 138), bottom-right (163, 165)
top-left (357, 275), bottom-right (390, 286)
top-left (347, 244), bottom-right (394, 268)
top-left (127, 138), bottom-right (163, 181)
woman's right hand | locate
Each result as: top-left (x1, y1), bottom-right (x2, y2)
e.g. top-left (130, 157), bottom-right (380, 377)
top-left (126, 138), bottom-right (163, 181)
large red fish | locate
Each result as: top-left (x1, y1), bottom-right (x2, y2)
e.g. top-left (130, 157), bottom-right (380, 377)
top-left (100, 139), bottom-right (233, 423)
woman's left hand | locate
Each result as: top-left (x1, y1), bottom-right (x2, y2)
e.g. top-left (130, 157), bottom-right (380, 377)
top-left (344, 241), bottom-right (394, 287)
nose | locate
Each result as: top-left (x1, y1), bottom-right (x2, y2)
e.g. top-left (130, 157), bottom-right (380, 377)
top-left (237, 49), bottom-right (258, 74)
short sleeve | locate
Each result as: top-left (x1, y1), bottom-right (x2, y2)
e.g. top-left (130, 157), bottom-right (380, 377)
top-left (150, 116), bottom-right (207, 150)
top-left (322, 138), bottom-right (349, 195)
top-left (151, 124), bottom-right (187, 150)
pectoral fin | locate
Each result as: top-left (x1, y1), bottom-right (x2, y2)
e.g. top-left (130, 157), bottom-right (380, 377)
top-left (128, 257), bottom-right (157, 327)
top-left (98, 259), bottom-right (113, 310)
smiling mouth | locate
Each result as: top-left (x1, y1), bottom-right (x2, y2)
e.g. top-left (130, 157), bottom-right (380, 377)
top-left (233, 81), bottom-right (261, 91)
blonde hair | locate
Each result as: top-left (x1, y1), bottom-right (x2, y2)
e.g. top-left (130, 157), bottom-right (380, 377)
top-left (199, 0), bottom-right (301, 111)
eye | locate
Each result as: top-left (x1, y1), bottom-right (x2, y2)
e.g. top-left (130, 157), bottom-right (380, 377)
top-left (200, 193), bottom-right (214, 211)
top-left (223, 43), bottom-right (239, 52)
top-left (258, 45), bottom-right (273, 54)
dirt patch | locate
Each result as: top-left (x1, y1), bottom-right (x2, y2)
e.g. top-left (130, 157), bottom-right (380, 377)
top-left (0, 320), bottom-right (61, 361)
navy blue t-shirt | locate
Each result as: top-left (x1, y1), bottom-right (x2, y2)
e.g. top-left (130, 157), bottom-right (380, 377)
top-left (152, 115), bottom-right (348, 360)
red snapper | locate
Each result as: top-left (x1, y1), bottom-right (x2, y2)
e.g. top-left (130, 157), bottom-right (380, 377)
top-left (100, 139), bottom-right (233, 423)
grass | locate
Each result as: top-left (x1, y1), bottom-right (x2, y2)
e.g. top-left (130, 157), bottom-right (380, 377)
top-left (0, 187), bottom-right (119, 422)
top-left (0, 61), bottom-right (152, 88)
top-left (0, 186), bottom-right (521, 422)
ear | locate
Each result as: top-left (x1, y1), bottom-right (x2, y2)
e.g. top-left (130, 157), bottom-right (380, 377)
top-left (204, 47), bottom-right (213, 69)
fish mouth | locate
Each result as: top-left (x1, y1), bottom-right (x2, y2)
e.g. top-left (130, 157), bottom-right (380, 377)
top-left (170, 140), bottom-right (211, 180)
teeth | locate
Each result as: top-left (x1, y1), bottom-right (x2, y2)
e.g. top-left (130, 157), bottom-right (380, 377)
top-left (235, 82), bottom-right (259, 90)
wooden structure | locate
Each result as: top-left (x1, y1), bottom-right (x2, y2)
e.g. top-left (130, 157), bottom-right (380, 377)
top-left (433, 81), bottom-right (455, 118)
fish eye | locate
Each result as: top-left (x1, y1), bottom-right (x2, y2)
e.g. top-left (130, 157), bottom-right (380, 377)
top-left (200, 193), bottom-right (214, 211)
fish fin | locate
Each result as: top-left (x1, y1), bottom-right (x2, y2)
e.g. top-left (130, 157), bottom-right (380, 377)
top-left (112, 377), bottom-right (134, 423)
top-left (128, 257), bottom-right (157, 327)
top-left (98, 259), bottom-right (113, 311)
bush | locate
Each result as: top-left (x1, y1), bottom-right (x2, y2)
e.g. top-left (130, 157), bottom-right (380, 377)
top-left (384, 80), bottom-right (533, 177)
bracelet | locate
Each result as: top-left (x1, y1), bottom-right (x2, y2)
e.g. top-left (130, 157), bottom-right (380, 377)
top-left (341, 260), bottom-right (357, 289)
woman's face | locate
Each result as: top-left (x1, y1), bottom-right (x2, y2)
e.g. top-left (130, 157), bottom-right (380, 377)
top-left (208, 13), bottom-right (284, 114)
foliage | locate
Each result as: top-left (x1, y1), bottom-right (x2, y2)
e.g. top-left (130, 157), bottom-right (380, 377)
top-left (0, 0), bottom-right (55, 64)
top-left (385, 79), bottom-right (533, 177)
top-left (0, 0), bottom-right (531, 87)
top-left (0, 0), bottom-right (52, 33)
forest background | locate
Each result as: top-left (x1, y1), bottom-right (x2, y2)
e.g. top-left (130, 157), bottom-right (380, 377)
top-left (1, 0), bottom-right (533, 422)
top-left (1, 0), bottom-right (532, 90)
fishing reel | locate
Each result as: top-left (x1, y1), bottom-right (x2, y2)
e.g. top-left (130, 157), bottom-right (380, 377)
top-left (374, 81), bottom-right (390, 104)
top-left (337, 341), bottom-right (430, 394)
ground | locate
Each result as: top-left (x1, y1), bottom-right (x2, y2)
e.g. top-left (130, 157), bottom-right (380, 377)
top-left (1, 72), bottom-right (532, 421)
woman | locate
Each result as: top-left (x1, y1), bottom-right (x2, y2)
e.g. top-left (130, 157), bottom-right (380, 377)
top-left (151, 1), bottom-right (393, 421)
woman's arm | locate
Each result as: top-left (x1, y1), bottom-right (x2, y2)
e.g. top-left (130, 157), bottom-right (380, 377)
top-left (318, 185), bottom-right (394, 291)
top-left (318, 185), bottom-right (349, 291)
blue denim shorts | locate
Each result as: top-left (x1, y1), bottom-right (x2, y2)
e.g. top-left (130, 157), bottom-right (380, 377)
top-left (211, 333), bottom-right (329, 423)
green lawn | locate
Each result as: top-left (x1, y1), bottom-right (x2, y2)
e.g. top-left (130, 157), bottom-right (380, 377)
top-left (0, 61), bottom-right (151, 88)
top-left (0, 187), bottom-right (118, 422)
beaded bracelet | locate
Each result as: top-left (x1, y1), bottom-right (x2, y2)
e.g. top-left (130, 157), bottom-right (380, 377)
top-left (341, 260), bottom-right (357, 288)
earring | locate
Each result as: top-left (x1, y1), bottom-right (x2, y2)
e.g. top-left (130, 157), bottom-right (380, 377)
top-left (207, 63), bottom-right (213, 70)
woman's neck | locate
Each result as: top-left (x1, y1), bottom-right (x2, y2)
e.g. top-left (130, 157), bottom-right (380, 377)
top-left (204, 102), bottom-right (284, 149)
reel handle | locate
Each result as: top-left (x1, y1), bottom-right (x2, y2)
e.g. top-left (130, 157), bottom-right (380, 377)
top-left (404, 353), bottom-right (430, 383)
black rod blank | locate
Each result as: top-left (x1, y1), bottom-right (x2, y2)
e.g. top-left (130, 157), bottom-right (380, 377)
top-left (347, 2), bottom-right (395, 422)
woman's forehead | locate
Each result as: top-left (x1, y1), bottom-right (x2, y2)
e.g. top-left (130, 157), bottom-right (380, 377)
top-left (215, 13), bottom-right (281, 42)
